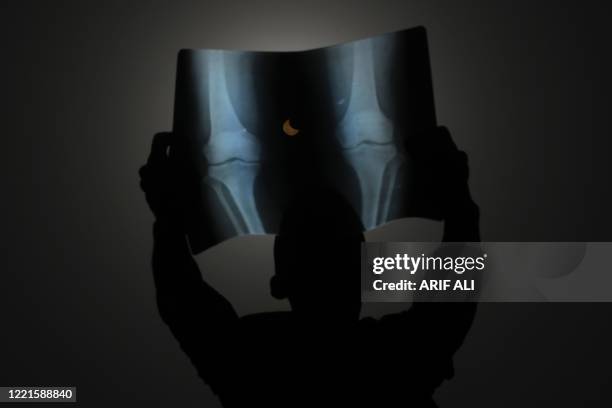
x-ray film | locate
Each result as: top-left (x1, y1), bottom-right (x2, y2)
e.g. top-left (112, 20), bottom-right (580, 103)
top-left (172, 27), bottom-right (437, 253)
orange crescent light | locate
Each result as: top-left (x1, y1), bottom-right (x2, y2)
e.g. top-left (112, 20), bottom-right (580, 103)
top-left (282, 119), bottom-right (299, 136)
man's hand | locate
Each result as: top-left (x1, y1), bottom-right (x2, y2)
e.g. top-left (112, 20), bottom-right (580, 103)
top-left (139, 132), bottom-right (184, 223)
top-left (406, 126), bottom-right (477, 220)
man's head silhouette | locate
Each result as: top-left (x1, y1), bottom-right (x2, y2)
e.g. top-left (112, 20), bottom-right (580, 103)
top-left (271, 188), bottom-right (364, 321)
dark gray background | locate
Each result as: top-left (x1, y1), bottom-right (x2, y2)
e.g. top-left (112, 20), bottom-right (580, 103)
top-left (1, 0), bottom-right (611, 406)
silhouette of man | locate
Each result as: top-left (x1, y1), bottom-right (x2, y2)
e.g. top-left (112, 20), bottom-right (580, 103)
top-left (139, 126), bottom-right (480, 407)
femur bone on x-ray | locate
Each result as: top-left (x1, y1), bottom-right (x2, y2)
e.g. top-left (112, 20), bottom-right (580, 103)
top-left (172, 27), bottom-right (437, 253)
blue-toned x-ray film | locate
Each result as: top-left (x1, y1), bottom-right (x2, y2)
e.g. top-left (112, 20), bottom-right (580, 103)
top-left (173, 27), bottom-right (437, 253)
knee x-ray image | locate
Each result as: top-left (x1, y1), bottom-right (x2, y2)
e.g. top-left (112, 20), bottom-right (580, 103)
top-left (172, 27), bottom-right (437, 253)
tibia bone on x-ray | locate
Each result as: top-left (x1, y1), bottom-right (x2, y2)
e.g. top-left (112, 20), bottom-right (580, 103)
top-left (172, 27), bottom-right (437, 253)
top-left (331, 38), bottom-right (400, 230)
top-left (203, 51), bottom-right (264, 235)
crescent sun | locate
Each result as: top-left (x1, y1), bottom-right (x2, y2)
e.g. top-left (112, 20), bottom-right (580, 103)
top-left (282, 119), bottom-right (299, 136)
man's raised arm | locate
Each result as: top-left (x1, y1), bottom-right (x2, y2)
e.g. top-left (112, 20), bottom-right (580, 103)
top-left (140, 132), bottom-right (238, 390)
top-left (378, 127), bottom-right (480, 390)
